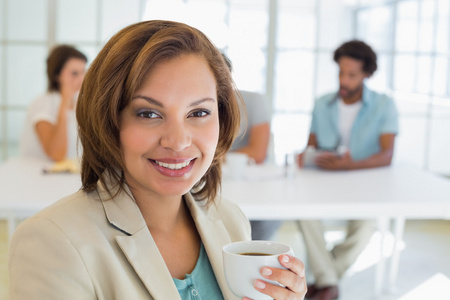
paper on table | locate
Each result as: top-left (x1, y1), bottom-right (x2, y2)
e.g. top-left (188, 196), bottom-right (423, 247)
top-left (43, 159), bottom-right (80, 174)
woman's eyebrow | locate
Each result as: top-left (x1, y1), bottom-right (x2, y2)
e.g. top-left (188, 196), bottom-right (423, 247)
top-left (132, 95), bottom-right (164, 107)
top-left (132, 95), bottom-right (216, 108)
top-left (190, 97), bottom-right (216, 107)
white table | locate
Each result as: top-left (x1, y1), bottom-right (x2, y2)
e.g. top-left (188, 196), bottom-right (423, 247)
top-left (221, 164), bottom-right (450, 297)
top-left (0, 157), bottom-right (82, 239)
top-left (222, 164), bottom-right (450, 219)
top-left (2, 158), bottom-right (450, 297)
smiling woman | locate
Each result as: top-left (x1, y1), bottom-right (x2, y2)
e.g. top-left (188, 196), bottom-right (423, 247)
top-left (119, 54), bottom-right (220, 202)
top-left (9, 20), bottom-right (307, 300)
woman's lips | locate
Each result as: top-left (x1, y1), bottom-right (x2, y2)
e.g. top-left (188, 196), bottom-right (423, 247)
top-left (149, 158), bottom-right (196, 177)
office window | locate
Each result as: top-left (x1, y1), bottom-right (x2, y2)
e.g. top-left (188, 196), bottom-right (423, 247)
top-left (101, 0), bottom-right (142, 43)
top-left (433, 56), bottom-right (448, 96)
top-left (7, 0), bottom-right (47, 41)
top-left (56, 0), bottom-right (98, 43)
top-left (6, 45), bottom-right (47, 107)
top-left (394, 54), bottom-right (416, 92)
top-left (274, 1), bottom-right (316, 113)
top-left (395, 1), bottom-right (418, 53)
top-left (143, 0), bottom-right (268, 93)
top-left (144, 0), bottom-right (228, 48)
top-left (0, 0), bottom-right (4, 40)
top-left (356, 6), bottom-right (393, 52)
top-left (369, 54), bottom-right (389, 92)
top-left (227, 0), bottom-right (268, 92)
top-left (0, 0), bottom-right (142, 160)
top-left (356, 0), bottom-right (450, 174)
top-left (276, 1), bottom-right (315, 49)
top-left (1, 0), bottom-right (449, 175)
top-left (274, 50), bottom-right (315, 112)
top-left (436, 0), bottom-right (449, 54)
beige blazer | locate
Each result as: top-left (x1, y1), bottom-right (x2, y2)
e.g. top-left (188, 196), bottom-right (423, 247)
top-left (9, 179), bottom-right (251, 300)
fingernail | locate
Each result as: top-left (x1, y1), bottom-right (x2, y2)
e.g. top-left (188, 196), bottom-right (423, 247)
top-left (282, 254), bottom-right (290, 263)
top-left (254, 280), bottom-right (266, 289)
top-left (261, 267), bottom-right (272, 276)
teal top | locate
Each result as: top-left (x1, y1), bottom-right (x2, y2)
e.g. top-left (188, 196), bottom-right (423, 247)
top-left (310, 84), bottom-right (399, 161)
top-left (173, 243), bottom-right (224, 300)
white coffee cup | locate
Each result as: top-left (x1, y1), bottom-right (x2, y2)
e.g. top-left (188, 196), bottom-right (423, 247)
top-left (222, 240), bottom-right (294, 300)
top-left (225, 152), bottom-right (249, 180)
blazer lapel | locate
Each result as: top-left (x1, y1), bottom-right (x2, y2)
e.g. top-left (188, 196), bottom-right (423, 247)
top-left (115, 229), bottom-right (182, 300)
top-left (185, 194), bottom-right (239, 300)
top-left (99, 182), bottom-right (181, 300)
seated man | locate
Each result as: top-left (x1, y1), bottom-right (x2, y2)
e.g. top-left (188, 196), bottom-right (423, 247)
top-left (231, 90), bottom-right (281, 240)
top-left (222, 53), bottom-right (280, 240)
top-left (297, 40), bottom-right (399, 300)
top-left (230, 89), bottom-right (271, 164)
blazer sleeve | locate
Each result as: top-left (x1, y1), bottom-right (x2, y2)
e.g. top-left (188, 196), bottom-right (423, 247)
top-left (9, 216), bottom-right (96, 300)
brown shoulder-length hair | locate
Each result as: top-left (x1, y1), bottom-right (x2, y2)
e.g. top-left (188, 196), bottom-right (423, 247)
top-left (47, 45), bottom-right (87, 92)
top-left (76, 20), bottom-right (242, 204)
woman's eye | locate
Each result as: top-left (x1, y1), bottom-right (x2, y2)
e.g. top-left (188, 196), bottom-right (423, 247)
top-left (189, 109), bottom-right (210, 118)
top-left (137, 110), bottom-right (160, 119)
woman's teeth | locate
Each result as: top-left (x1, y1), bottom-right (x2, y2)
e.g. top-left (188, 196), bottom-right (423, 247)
top-left (155, 160), bottom-right (191, 170)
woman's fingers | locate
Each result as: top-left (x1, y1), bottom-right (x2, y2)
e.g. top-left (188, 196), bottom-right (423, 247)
top-left (251, 255), bottom-right (307, 299)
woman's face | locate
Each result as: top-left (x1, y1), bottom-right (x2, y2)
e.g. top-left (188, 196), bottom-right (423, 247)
top-left (120, 54), bottom-right (219, 201)
top-left (58, 57), bottom-right (86, 93)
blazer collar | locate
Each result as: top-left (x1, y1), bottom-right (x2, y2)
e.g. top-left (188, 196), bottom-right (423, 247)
top-left (98, 177), bottom-right (236, 299)
top-left (98, 178), bottom-right (181, 299)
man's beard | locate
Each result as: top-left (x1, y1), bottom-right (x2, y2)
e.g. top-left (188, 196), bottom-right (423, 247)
top-left (339, 84), bottom-right (363, 101)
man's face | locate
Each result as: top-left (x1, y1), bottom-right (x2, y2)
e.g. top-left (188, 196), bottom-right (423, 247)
top-left (337, 56), bottom-right (369, 101)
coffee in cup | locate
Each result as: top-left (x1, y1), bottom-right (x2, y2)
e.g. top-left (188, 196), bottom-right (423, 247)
top-left (222, 240), bottom-right (294, 300)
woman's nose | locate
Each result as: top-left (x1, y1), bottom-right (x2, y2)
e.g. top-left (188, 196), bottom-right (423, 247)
top-left (160, 122), bottom-right (192, 151)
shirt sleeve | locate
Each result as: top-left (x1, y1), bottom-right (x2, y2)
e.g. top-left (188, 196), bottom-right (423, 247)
top-left (381, 98), bottom-right (399, 134)
top-left (29, 93), bottom-right (59, 127)
top-left (243, 92), bottom-right (271, 127)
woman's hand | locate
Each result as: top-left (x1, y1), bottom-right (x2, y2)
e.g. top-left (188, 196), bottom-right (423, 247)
top-left (60, 84), bottom-right (78, 110)
top-left (242, 254), bottom-right (307, 300)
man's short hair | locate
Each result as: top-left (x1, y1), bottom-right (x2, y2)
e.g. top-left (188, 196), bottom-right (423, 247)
top-left (334, 40), bottom-right (377, 76)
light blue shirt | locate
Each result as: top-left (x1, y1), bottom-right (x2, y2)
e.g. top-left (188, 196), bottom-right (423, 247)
top-left (310, 85), bottom-right (398, 161)
top-left (173, 243), bottom-right (224, 300)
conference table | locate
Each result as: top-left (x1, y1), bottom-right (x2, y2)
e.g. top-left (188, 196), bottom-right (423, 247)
top-left (1, 157), bottom-right (450, 298)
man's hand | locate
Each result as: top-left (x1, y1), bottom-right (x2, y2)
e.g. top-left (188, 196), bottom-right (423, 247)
top-left (315, 151), bottom-right (353, 170)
